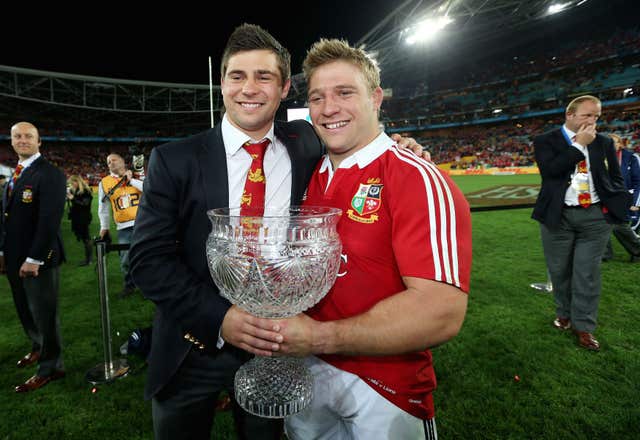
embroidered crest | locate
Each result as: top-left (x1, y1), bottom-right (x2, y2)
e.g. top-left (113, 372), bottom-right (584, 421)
top-left (348, 183), bottom-right (383, 224)
top-left (22, 187), bottom-right (33, 203)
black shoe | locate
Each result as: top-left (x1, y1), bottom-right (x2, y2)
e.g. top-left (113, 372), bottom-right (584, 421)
top-left (78, 260), bottom-right (92, 267)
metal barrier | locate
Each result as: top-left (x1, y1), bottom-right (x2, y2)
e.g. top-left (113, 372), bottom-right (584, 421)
top-left (85, 240), bottom-right (131, 384)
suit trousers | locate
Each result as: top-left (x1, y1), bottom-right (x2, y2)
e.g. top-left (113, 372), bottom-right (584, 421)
top-left (540, 205), bottom-right (612, 332)
top-left (604, 223), bottom-right (640, 258)
top-left (152, 346), bottom-right (283, 440)
top-left (7, 266), bottom-right (64, 376)
top-left (117, 226), bottom-right (135, 289)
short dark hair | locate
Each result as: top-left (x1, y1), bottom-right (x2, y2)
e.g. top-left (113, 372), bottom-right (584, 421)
top-left (220, 23), bottom-right (291, 85)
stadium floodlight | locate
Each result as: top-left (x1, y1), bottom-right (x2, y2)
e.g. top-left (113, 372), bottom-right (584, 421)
top-left (405, 16), bottom-right (453, 45)
top-left (548, 3), bottom-right (570, 15)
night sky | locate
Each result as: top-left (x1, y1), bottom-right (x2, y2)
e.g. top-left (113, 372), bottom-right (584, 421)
top-left (2, 0), bottom-right (394, 84)
top-left (1, 0), bottom-right (637, 85)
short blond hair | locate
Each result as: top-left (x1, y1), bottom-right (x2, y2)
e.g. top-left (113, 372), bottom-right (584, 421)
top-left (303, 39), bottom-right (380, 92)
top-left (565, 95), bottom-right (601, 115)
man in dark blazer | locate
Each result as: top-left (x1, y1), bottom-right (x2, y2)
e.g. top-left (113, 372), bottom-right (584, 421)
top-left (0, 122), bottom-right (67, 392)
top-left (532, 95), bottom-right (631, 351)
top-left (128, 24), bottom-right (328, 440)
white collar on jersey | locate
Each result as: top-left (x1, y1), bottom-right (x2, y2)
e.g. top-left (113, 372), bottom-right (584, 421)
top-left (319, 131), bottom-right (394, 172)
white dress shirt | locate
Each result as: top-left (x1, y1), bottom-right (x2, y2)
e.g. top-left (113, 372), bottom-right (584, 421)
top-left (222, 113), bottom-right (292, 212)
top-left (216, 115), bottom-right (293, 347)
top-left (562, 125), bottom-right (600, 206)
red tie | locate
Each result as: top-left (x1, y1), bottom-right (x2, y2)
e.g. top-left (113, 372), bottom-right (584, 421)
top-left (571, 135), bottom-right (592, 208)
top-left (576, 159), bottom-right (591, 208)
top-left (8, 164), bottom-right (24, 197)
top-left (240, 139), bottom-right (270, 217)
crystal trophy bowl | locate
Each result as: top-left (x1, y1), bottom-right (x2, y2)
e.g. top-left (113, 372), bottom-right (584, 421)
top-left (206, 206), bottom-right (342, 418)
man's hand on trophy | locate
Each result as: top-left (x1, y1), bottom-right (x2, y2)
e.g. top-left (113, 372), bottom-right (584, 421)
top-left (274, 313), bottom-right (324, 357)
top-left (220, 305), bottom-right (284, 357)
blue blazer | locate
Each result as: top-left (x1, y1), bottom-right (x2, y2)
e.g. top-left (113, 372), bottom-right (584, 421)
top-left (620, 149), bottom-right (640, 207)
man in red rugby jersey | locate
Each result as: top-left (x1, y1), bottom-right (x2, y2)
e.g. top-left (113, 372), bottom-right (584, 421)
top-left (272, 39), bottom-right (472, 440)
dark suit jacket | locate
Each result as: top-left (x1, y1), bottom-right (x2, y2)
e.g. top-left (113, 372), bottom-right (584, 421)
top-left (1, 156), bottom-right (67, 274)
top-left (620, 149), bottom-right (640, 207)
top-left (532, 129), bottom-right (631, 228)
top-left (129, 120), bottom-right (323, 399)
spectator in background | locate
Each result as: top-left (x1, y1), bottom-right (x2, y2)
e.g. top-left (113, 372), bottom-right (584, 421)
top-left (67, 175), bottom-right (94, 266)
top-left (602, 133), bottom-right (640, 262)
top-left (0, 122), bottom-right (66, 392)
top-left (532, 95), bottom-right (631, 351)
top-left (98, 153), bottom-right (143, 298)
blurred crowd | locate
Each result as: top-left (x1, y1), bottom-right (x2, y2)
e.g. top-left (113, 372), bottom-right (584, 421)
top-left (418, 108), bottom-right (640, 168)
top-left (383, 27), bottom-right (640, 127)
top-left (1, 27), bottom-right (639, 177)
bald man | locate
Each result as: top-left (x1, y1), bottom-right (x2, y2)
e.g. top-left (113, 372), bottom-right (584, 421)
top-left (0, 122), bottom-right (67, 392)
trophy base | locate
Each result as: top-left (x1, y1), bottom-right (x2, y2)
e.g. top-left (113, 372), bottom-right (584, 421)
top-left (234, 356), bottom-right (313, 418)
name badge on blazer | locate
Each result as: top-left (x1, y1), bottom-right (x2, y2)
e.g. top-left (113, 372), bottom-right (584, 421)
top-left (22, 186), bottom-right (33, 203)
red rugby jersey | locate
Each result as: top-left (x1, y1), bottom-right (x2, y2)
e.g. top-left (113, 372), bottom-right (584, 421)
top-left (304, 132), bottom-right (472, 419)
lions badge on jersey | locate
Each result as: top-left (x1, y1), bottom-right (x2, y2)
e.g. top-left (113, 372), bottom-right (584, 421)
top-left (348, 183), bottom-right (383, 224)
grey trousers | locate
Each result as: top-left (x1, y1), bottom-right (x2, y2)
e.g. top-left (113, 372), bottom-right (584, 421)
top-left (604, 222), bottom-right (640, 259)
top-left (7, 266), bottom-right (64, 376)
top-left (540, 205), bottom-right (612, 333)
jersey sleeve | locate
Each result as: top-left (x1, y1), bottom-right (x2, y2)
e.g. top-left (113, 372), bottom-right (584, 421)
top-left (387, 149), bottom-right (472, 292)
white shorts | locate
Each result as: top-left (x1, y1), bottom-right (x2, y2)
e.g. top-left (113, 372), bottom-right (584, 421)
top-left (285, 356), bottom-right (437, 440)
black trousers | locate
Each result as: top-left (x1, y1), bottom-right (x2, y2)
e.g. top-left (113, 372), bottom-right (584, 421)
top-left (152, 346), bottom-right (283, 440)
top-left (7, 266), bottom-right (64, 376)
